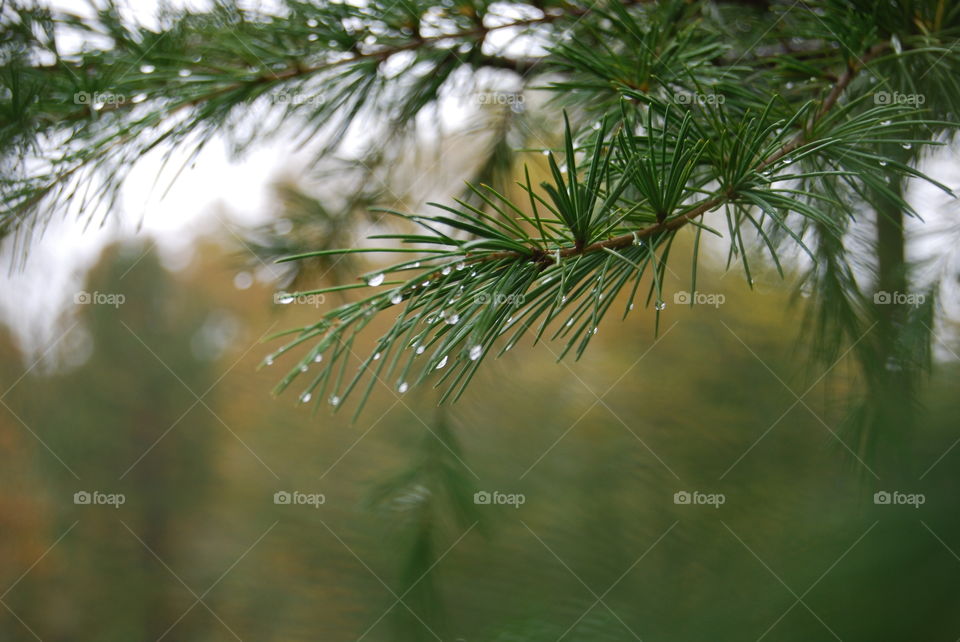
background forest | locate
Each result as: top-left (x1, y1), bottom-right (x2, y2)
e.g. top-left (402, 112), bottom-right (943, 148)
top-left (3, 0), bottom-right (960, 640)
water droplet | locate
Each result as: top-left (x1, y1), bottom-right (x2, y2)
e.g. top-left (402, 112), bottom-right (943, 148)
top-left (411, 261), bottom-right (421, 268)
top-left (278, 293), bottom-right (294, 304)
top-left (422, 280), bottom-right (431, 287)
top-left (507, 316), bottom-right (514, 324)
top-left (264, 355), bottom-right (274, 366)
top-left (328, 395), bottom-right (340, 407)
top-left (891, 34), bottom-right (903, 54)
top-left (566, 319), bottom-right (574, 327)
top-left (416, 345), bottom-right (426, 355)
top-left (901, 143), bottom-right (912, 150)
top-left (373, 352), bottom-right (381, 360)
top-left (629, 303), bottom-right (635, 310)
top-left (313, 354), bottom-right (323, 363)
top-left (442, 265), bottom-right (452, 275)
top-left (140, 64), bottom-right (155, 74)
top-left (541, 150), bottom-right (550, 156)
top-left (300, 392), bottom-right (312, 403)
top-left (592, 327), bottom-right (598, 335)
top-left (398, 382), bottom-right (409, 393)
top-left (456, 262), bottom-right (466, 271)
top-left (307, 18), bottom-right (318, 27)
top-left (178, 69), bottom-right (191, 77)
top-left (300, 364), bottom-right (308, 372)
top-left (436, 355), bottom-right (448, 369)
top-left (233, 271), bottom-right (253, 290)
top-left (390, 291), bottom-right (403, 305)
top-left (881, 120), bottom-right (892, 126)
top-left (131, 93), bottom-right (148, 104)
top-left (879, 160), bottom-right (888, 167)
top-left (307, 33), bottom-right (318, 41)
top-left (655, 300), bottom-right (666, 310)
top-left (469, 345), bottom-right (482, 361)
top-left (366, 273), bottom-right (385, 287)
top-left (446, 314), bottom-right (459, 325)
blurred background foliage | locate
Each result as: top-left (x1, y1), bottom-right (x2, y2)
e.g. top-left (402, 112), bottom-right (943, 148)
top-left (3, 0), bottom-right (960, 639)
top-left (2, 233), bottom-right (960, 641)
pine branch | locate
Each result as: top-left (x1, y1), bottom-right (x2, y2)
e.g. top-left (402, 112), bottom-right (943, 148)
top-left (2, 0), bottom-right (653, 248)
top-left (473, 41), bottom-right (893, 266)
top-left (19, 1), bottom-right (647, 127)
top-left (266, 36), bottom-right (948, 416)
top-left (6, 0), bottom-right (960, 426)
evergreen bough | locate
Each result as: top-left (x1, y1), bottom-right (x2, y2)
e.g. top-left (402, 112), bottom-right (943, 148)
top-left (3, 0), bottom-right (960, 450)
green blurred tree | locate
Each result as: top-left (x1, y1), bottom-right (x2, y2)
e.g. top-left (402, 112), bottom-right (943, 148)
top-left (8, 245), bottom-right (220, 641)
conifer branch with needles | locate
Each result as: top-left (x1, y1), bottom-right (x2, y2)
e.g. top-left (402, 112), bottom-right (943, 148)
top-left (4, 0), bottom-right (960, 430)
top-left (264, 35), bottom-right (953, 417)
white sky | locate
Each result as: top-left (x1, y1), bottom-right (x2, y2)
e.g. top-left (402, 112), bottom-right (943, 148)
top-left (0, 0), bottom-right (297, 358)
